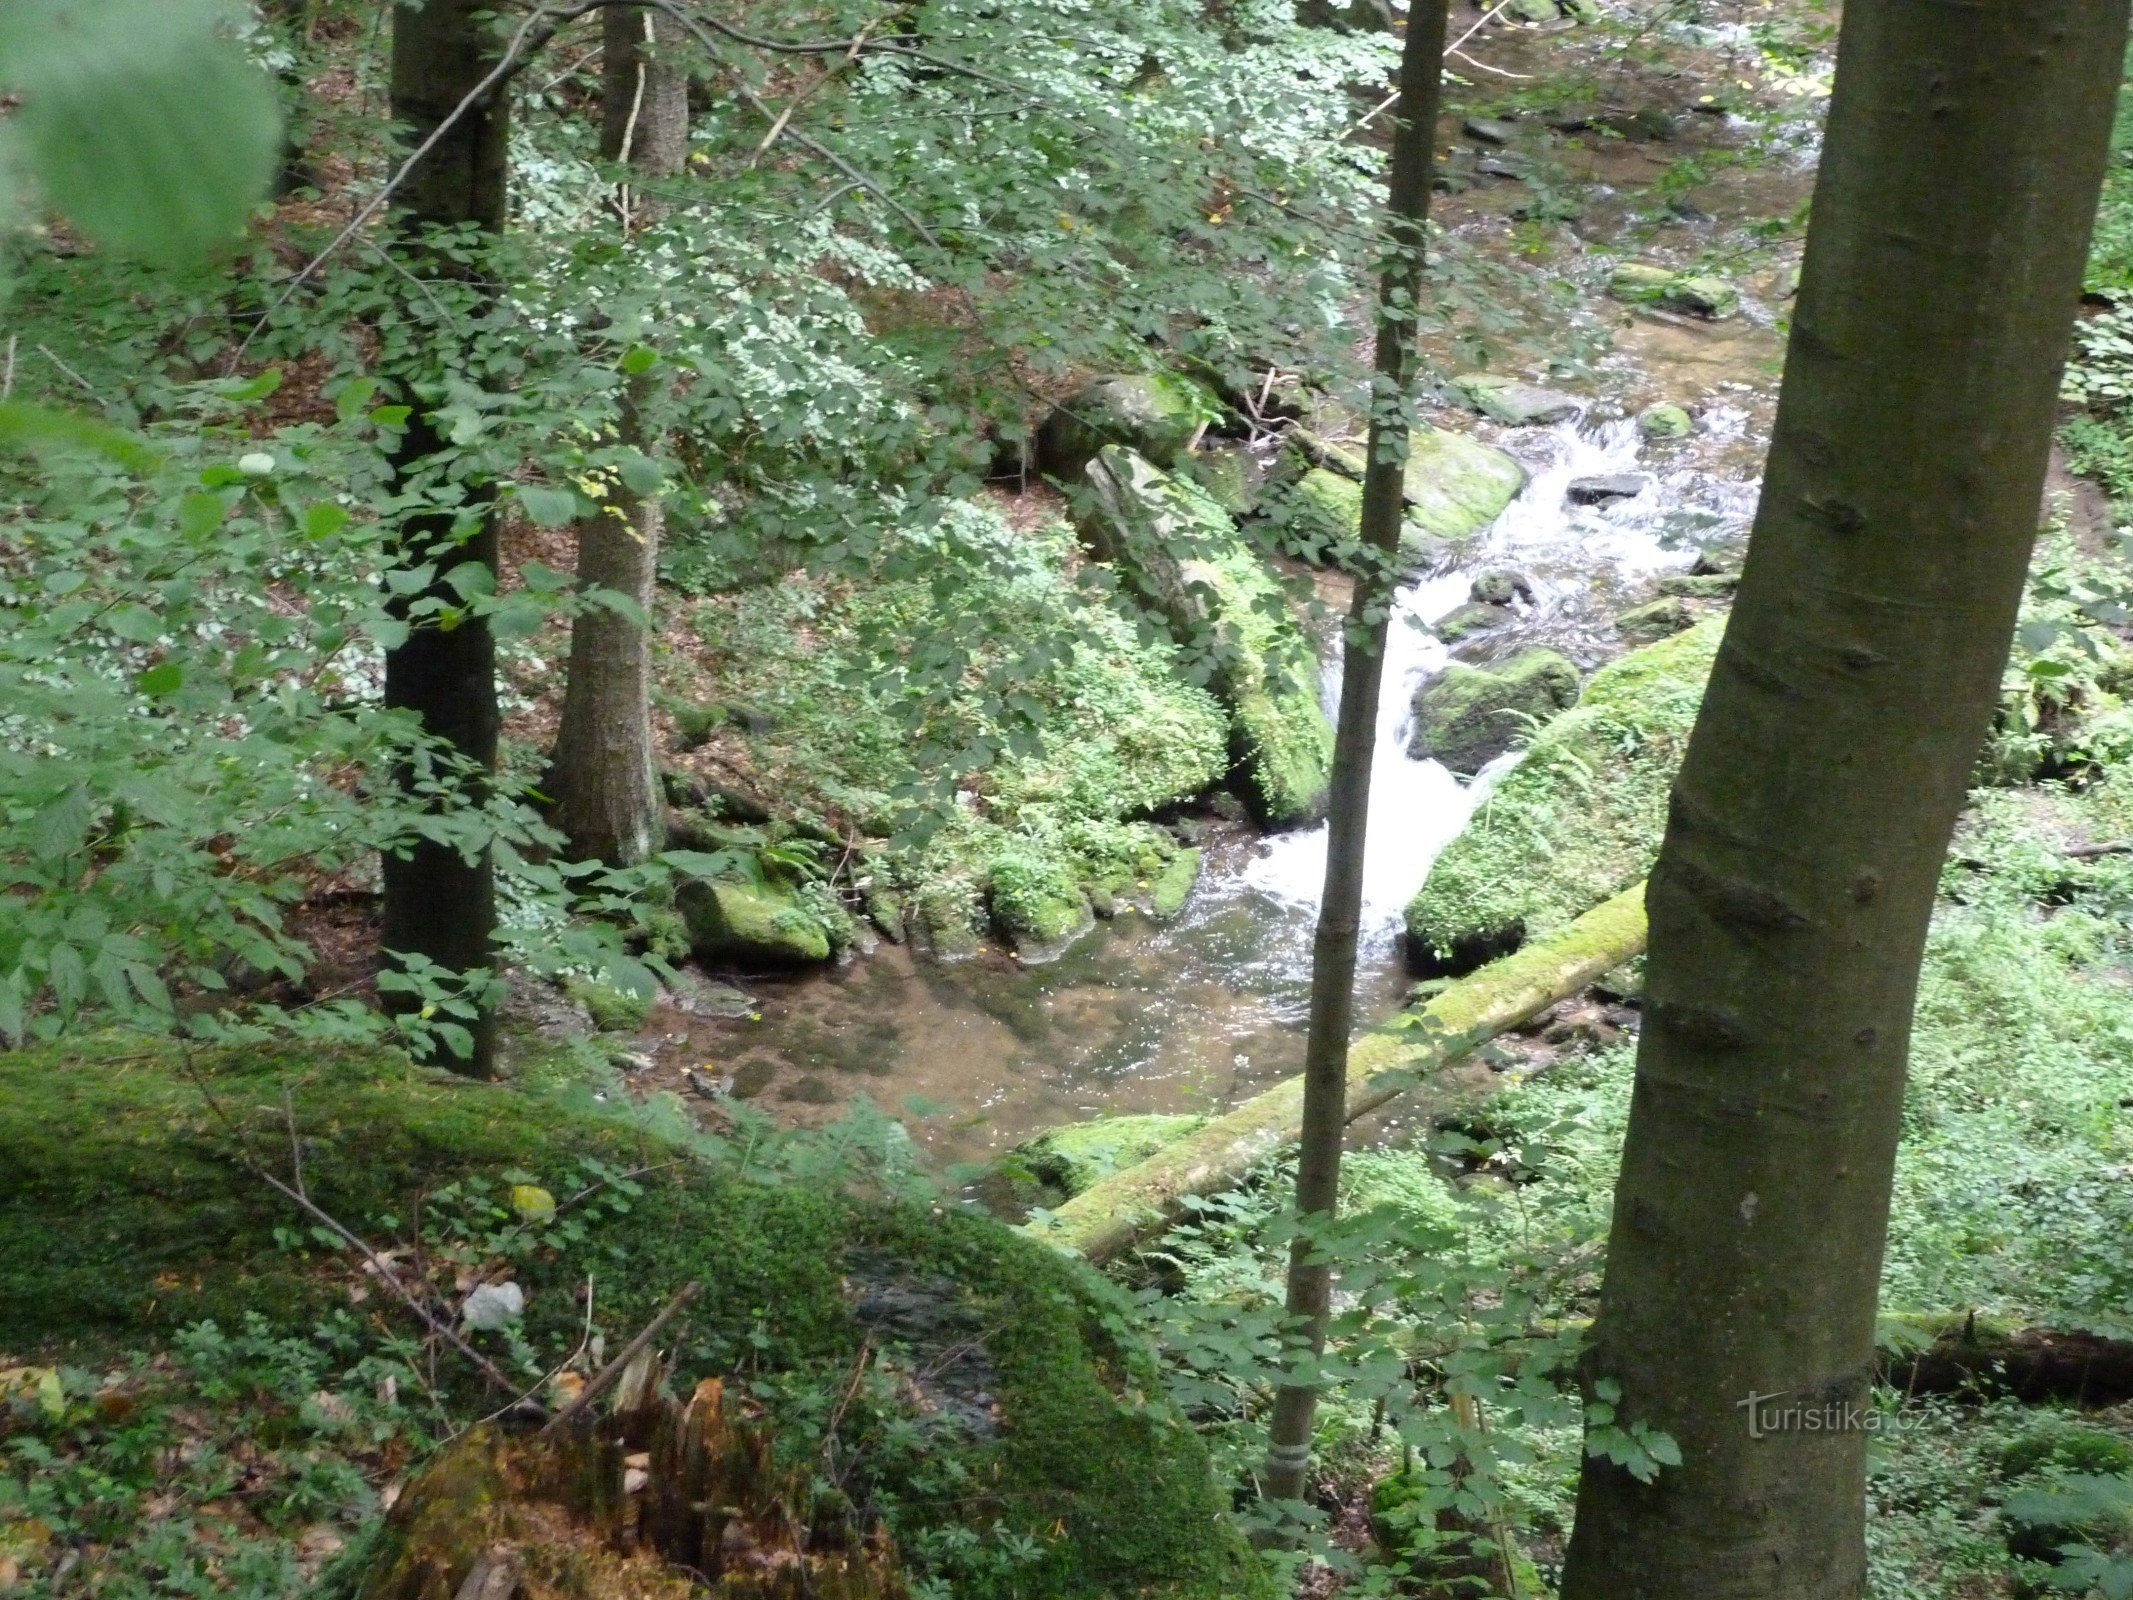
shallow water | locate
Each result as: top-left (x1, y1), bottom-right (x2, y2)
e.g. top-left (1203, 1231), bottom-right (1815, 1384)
top-left (636, 404), bottom-right (1765, 1168)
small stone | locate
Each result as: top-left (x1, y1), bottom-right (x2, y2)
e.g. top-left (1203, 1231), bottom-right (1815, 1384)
top-left (461, 1281), bottom-right (525, 1331)
top-left (1656, 572), bottom-right (1739, 600)
top-left (237, 452), bottom-right (276, 477)
top-left (785, 1076), bottom-right (839, 1105)
top-left (1463, 116), bottom-right (1517, 145)
top-left (1475, 153), bottom-right (1531, 181)
top-left (1568, 474), bottom-right (1649, 506)
top-left (1637, 403), bottom-right (1694, 440)
top-left (1615, 596), bottom-right (1693, 644)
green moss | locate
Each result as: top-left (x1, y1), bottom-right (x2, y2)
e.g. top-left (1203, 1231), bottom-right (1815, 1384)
top-left (1637, 403), bottom-right (1694, 440)
top-left (989, 848), bottom-right (1094, 956)
top-left (1039, 372), bottom-right (1222, 476)
top-left (1434, 600), bottom-right (1510, 646)
top-left (676, 875), bottom-right (834, 965)
top-left (1409, 648), bottom-right (1582, 775)
top-left (1003, 1114), bottom-right (1209, 1208)
top-left (1614, 595), bottom-right (1692, 644)
top-left (1146, 846), bottom-right (1202, 919)
top-left (0, 1038), bottom-right (1268, 1600)
top-left (1267, 430), bottom-right (1524, 567)
top-left (1404, 617), bottom-right (1723, 970)
top-left (562, 976), bottom-right (654, 1033)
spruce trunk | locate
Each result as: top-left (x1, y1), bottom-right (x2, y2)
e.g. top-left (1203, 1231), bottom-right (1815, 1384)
top-left (1259, 0), bottom-right (1451, 1508)
top-left (1558, 7), bottom-right (2130, 1595)
top-left (549, 8), bottom-right (688, 867)
top-left (381, 0), bottom-right (510, 1076)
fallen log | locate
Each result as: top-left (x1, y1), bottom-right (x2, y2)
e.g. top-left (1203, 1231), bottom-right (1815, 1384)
top-left (1024, 883), bottom-right (1649, 1263)
top-left (1882, 1313), bottom-right (2133, 1406)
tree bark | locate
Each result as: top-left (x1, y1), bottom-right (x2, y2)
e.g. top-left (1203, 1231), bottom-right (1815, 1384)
top-left (1028, 884), bottom-right (1648, 1263)
top-left (1258, 0), bottom-right (1452, 1509)
top-left (1558, 7), bottom-right (2130, 1596)
top-left (548, 7), bottom-right (688, 867)
top-left (382, 0), bottom-right (511, 1076)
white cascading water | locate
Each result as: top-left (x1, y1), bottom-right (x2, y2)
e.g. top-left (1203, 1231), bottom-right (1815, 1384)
top-left (1241, 412), bottom-right (1739, 951)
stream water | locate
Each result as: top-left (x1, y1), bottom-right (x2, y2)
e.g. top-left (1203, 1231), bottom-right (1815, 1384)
top-left (640, 407), bottom-right (1768, 1168)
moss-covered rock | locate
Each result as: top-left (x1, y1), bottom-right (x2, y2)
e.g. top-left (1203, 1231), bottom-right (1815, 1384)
top-left (1037, 373), bottom-right (1221, 479)
top-left (1614, 595), bottom-right (1693, 644)
top-left (1404, 616), bottom-right (1724, 973)
top-left (1, 1038), bottom-right (1271, 1600)
top-left (1434, 600), bottom-right (1511, 646)
top-left (1408, 648), bottom-right (1582, 775)
top-left (676, 875), bottom-right (835, 966)
top-left (1146, 846), bottom-right (1202, 919)
top-left (1637, 402), bottom-right (1694, 440)
top-left (562, 976), bottom-right (655, 1033)
top-left (1656, 571), bottom-right (1739, 600)
top-left (1184, 444), bottom-right (1265, 517)
top-left (990, 848), bottom-right (1096, 960)
top-left (1449, 373), bottom-right (1582, 427)
top-left (1607, 263), bottom-right (1739, 319)
top-left (1080, 447), bottom-right (1334, 825)
top-left (1402, 426), bottom-right (1529, 546)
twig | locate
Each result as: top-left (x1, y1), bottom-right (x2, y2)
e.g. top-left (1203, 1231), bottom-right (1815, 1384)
top-left (470, 1274), bottom-right (597, 1433)
top-left (2068, 840), bottom-right (2133, 859)
top-left (1449, 48), bottom-right (1533, 79)
top-left (36, 344), bottom-right (98, 399)
top-left (751, 19), bottom-right (883, 166)
top-left (733, 81), bottom-right (941, 249)
top-left (541, 1280), bottom-right (702, 1433)
top-left (2, 335), bottom-right (16, 401)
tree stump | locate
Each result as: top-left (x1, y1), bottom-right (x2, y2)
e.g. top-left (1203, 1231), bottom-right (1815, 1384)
top-left (359, 1375), bottom-right (905, 1599)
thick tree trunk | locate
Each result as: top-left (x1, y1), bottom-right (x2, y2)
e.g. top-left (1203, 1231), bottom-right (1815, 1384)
top-left (1259, 0), bottom-right (1452, 1510)
top-left (548, 7), bottom-right (687, 867)
top-left (1027, 883), bottom-right (1647, 1263)
top-left (1558, 8), bottom-right (2130, 1597)
top-left (382, 0), bottom-right (510, 1076)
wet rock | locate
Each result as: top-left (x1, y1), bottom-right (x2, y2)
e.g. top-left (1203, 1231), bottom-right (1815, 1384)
top-left (1080, 447), bottom-right (1333, 825)
top-left (1666, 197), bottom-right (1715, 223)
top-left (1402, 425), bottom-right (1530, 544)
top-left (1036, 372), bottom-right (1218, 479)
top-left (1669, 274), bottom-right (1741, 319)
top-left (1615, 595), bottom-right (1693, 645)
top-left (1267, 464), bottom-right (1445, 574)
top-left (1608, 262), bottom-right (1740, 319)
top-left (675, 876), bottom-right (834, 967)
top-left (1435, 601), bottom-right (1511, 646)
top-left (667, 972), bottom-right (757, 1020)
top-left (1543, 104), bottom-right (1669, 138)
top-left (1409, 648), bottom-right (1582, 774)
top-left (1451, 372), bottom-right (1583, 427)
top-left (1463, 116), bottom-right (1517, 145)
top-left (1475, 152), bottom-right (1532, 181)
top-left (1657, 571), bottom-right (1740, 600)
top-left (1568, 474), bottom-right (1649, 506)
top-left (1637, 402), bottom-right (1695, 440)
top-left (1541, 1003), bottom-right (1622, 1052)
top-left (1145, 846), bottom-right (1202, 920)
top-left (1470, 569), bottom-right (1535, 606)
top-left (1691, 547), bottom-right (1740, 577)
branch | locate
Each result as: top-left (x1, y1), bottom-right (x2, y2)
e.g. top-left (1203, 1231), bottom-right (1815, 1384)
top-left (541, 1279), bottom-right (702, 1432)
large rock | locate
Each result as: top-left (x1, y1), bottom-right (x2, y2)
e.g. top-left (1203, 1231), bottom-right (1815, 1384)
top-left (1608, 262), bottom-right (1741, 320)
top-left (989, 849), bottom-right (1095, 961)
top-left (1037, 373), bottom-right (1220, 479)
top-left (1403, 425), bottom-right (1529, 541)
top-left (1405, 617), bottom-right (1724, 974)
top-left (1081, 448), bottom-right (1334, 826)
top-left (1450, 372), bottom-right (1583, 427)
top-left (676, 875), bottom-right (835, 966)
top-left (1409, 648), bottom-right (1582, 774)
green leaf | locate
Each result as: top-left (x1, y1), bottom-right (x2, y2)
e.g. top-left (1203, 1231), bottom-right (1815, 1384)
top-left (136, 663), bottom-right (183, 697)
top-left (303, 502), bottom-right (352, 541)
top-left (1, 0), bottom-right (280, 264)
top-left (620, 344), bottom-right (660, 375)
top-left (517, 484), bottom-right (581, 528)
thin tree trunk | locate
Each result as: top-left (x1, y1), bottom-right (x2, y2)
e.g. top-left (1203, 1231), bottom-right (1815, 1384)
top-left (1558, 8), bottom-right (2130, 1596)
top-left (1259, 0), bottom-right (1451, 1510)
top-left (382, 0), bottom-right (510, 1076)
top-left (548, 7), bottom-right (686, 867)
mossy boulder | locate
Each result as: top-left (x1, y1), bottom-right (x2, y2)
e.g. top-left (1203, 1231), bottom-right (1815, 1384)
top-left (1408, 648), bottom-right (1582, 775)
top-left (1037, 374), bottom-right (1220, 479)
top-left (676, 875), bottom-right (835, 966)
top-left (562, 975), bottom-right (655, 1033)
top-left (1184, 445), bottom-right (1265, 517)
top-left (1637, 402), bottom-right (1695, 441)
top-left (1080, 448), bottom-right (1334, 826)
top-left (1449, 372), bottom-right (1582, 427)
top-left (990, 849), bottom-right (1096, 961)
top-left (1434, 601), bottom-right (1511, 646)
top-left (1615, 595), bottom-right (1693, 644)
top-left (1402, 426), bottom-right (1528, 546)
top-left (1404, 616), bottom-right (1724, 974)
top-left (1, 1038), bottom-right (1271, 1600)
top-left (1608, 262), bottom-right (1740, 320)
top-left (1656, 571), bottom-right (1739, 600)
top-left (1146, 846), bottom-right (1202, 919)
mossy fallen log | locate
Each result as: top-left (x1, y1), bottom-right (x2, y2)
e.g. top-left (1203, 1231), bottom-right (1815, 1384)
top-left (1024, 883), bottom-right (1649, 1263)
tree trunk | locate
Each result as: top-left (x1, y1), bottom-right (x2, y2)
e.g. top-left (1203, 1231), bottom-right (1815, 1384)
top-left (1258, 0), bottom-right (1452, 1510)
top-left (381, 0), bottom-right (510, 1076)
top-left (1027, 882), bottom-right (1646, 1263)
top-left (1558, 8), bottom-right (2130, 1596)
top-left (548, 7), bottom-right (687, 867)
